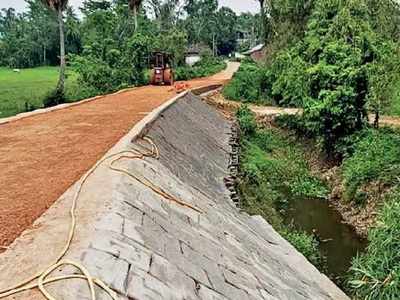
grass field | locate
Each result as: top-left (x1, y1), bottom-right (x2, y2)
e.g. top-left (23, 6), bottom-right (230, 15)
top-left (0, 67), bottom-right (79, 118)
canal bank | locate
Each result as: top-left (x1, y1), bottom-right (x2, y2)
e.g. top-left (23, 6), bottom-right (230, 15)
top-left (235, 106), bottom-right (367, 287)
top-left (0, 91), bottom-right (348, 300)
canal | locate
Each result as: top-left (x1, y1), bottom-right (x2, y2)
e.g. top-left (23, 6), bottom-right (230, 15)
top-left (283, 197), bottom-right (367, 281)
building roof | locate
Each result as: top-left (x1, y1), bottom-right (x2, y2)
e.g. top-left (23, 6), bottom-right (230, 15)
top-left (243, 43), bottom-right (265, 55)
top-left (186, 43), bottom-right (210, 55)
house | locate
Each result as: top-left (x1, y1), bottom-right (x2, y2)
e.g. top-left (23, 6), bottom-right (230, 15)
top-left (236, 30), bottom-right (251, 47)
top-left (234, 52), bottom-right (246, 60)
top-left (243, 43), bottom-right (266, 62)
top-left (185, 44), bottom-right (213, 66)
top-left (185, 45), bottom-right (201, 66)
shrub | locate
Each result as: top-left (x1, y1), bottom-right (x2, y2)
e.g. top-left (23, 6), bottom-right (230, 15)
top-left (242, 133), bottom-right (328, 201)
top-left (349, 190), bottom-right (400, 299)
top-left (236, 105), bottom-right (257, 136)
top-left (388, 79), bottom-right (400, 116)
top-left (72, 55), bottom-right (123, 93)
top-left (236, 107), bottom-right (325, 265)
top-left (223, 62), bottom-right (264, 103)
top-left (287, 0), bottom-right (378, 155)
top-left (71, 33), bottom-right (151, 94)
top-left (342, 128), bottom-right (400, 203)
top-left (238, 106), bottom-right (328, 203)
top-left (266, 47), bottom-right (309, 107)
top-left (227, 0), bottom-right (400, 156)
top-left (153, 29), bottom-right (188, 66)
top-left (282, 229), bottom-right (322, 267)
top-left (43, 88), bottom-right (66, 108)
top-left (175, 55), bottom-right (226, 81)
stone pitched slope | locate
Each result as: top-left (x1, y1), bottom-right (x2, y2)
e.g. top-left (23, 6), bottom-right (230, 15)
top-left (0, 92), bottom-right (348, 299)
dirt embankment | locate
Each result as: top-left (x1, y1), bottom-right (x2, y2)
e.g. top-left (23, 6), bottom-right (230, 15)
top-left (303, 148), bottom-right (379, 238)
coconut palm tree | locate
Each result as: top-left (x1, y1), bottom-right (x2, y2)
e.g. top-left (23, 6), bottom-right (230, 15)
top-left (41, 0), bottom-right (68, 93)
top-left (128, 0), bottom-right (143, 32)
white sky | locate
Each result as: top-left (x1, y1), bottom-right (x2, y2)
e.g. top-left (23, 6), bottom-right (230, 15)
top-left (0, 0), bottom-right (259, 14)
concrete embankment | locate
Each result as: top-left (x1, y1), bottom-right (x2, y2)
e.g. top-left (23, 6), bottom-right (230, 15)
top-left (0, 91), bottom-right (348, 299)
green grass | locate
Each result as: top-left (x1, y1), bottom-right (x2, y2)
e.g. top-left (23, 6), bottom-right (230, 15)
top-left (341, 127), bottom-right (400, 204)
top-left (175, 58), bottom-right (227, 81)
top-left (236, 106), bottom-right (326, 266)
top-left (0, 67), bottom-right (79, 118)
top-left (0, 59), bottom-right (227, 119)
top-left (349, 189), bottom-right (400, 299)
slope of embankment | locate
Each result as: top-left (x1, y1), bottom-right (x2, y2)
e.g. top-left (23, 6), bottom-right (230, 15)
top-left (0, 91), bottom-right (347, 299)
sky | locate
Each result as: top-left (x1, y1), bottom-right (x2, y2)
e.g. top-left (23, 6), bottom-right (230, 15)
top-left (0, 0), bottom-right (259, 14)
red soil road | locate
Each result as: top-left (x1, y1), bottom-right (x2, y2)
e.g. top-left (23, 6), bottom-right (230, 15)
top-left (0, 63), bottom-right (239, 248)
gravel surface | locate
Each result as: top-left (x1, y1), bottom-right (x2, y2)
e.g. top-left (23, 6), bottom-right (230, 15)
top-left (0, 63), bottom-right (240, 248)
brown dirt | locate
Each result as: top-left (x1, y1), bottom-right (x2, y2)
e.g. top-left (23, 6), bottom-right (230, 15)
top-left (371, 114), bottom-right (400, 127)
top-left (205, 92), bottom-right (400, 129)
top-left (0, 63), bottom-right (239, 249)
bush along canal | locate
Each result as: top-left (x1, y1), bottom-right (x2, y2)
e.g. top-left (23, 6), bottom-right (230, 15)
top-left (235, 106), bottom-right (367, 287)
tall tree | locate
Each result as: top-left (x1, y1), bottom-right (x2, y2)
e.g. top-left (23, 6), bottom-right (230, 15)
top-left (215, 7), bottom-right (237, 55)
top-left (147, 0), bottom-right (182, 30)
top-left (128, 0), bottom-right (143, 31)
top-left (26, 0), bottom-right (58, 65)
top-left (65, 6), bottom-right (82, 54)
top-left (81, 0), bottom-right (111, 14)
top-left (184, 0), bottom-right (218, 44)
top-left (236, 12), bottom-right (261, 49)
top-left (256, 0), bottom-right (266, 41)
top-left (41, 0), bottom-right (68, 93)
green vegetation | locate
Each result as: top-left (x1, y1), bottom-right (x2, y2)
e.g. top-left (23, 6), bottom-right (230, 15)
top-left (230, 2), bottom-right (400, 294)
top-left (0, 67), bottom-right (56, 117)
top-left (230, 1), bottom-right (400, 298)
top-left (0, 0), bottom-right (261, 117)
top-left (223, 61), bottom-right (264, 103)
top-left (0, 67), bottom-right (80, 117)
top-left (237, 106), bottom-right (325, 266)
top-left (275, 104), bottom-right (400, 299)
top-left (282, 229), bottom-right (321, 267)
top-left (0, 2), bottom-right (80, 68)
top-left (349, 190), bottom-right (400, 299)
top-left (236, 100), bottom-right (400, 295)
top-left (342, 128), bottom-right (400, 204)
top-left (175, 54), bottom-right (226, 81)
top-left (226, 0), bottom-right (400, 157)
top-left (389, 81), bottom-right (400, 116)
top-left (276, 108), bottom-right (400, 300)
top-left (0, 66), bottom-right (107, 118)
top-left (0, 0), bottom-right (259, 70)
top-left (71, 32), bottom-right (152, 94)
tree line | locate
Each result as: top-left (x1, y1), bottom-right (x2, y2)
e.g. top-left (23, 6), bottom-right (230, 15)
top-left (0, 0), bottom-right (261, 104)
top-left (231, 0), bottom-right (400, 156)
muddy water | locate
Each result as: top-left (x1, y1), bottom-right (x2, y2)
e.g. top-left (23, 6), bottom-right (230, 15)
top-left (283, 198), bottom-right (367, 280)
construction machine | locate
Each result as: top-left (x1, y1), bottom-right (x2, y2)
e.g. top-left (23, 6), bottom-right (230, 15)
top-left (149, 52), bottom-right (174, 86)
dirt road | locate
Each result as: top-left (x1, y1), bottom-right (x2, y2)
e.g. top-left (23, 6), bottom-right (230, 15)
top-left (0, 62), bottom-right (240, 248)
top-left (207, 92), bottom-right (400, 127)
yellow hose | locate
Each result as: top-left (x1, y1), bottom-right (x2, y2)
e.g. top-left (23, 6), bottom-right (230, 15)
top-left (0, 137), bottom-right (201, 299)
